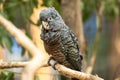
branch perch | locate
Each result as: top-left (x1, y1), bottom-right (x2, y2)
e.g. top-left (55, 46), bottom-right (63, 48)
top-left (48, 59), bottom-right (104, 80)
top-left (0, 59), bottom-right (104, 80)
top-left (0, 60), bottom-right (29, 69)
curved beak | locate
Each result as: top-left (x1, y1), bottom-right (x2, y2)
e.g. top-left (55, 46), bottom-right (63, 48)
top-left (42, 21), bottom-right (50, 30)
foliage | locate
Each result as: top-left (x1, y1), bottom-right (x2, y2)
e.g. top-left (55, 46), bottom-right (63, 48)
top-left (3, 0), bottom-right (38, 23)
top-left (0, 26), bottom-right (13, 52)
top-left (0, 70), bottom-right (14, 80)
top-left (0, 0), bottom-right (38, 52)
top-left (104, 0), bottom-right (119, 20)
top-left (82, 0), bottom-right (119, 21)
top-left (42, 0), bottom-right (61, 14)
top-left (82, 0), bottom-right (96, 21)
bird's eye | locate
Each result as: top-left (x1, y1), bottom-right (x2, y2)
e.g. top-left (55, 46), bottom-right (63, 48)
top-left (47, 17), bottom-right (52, 21)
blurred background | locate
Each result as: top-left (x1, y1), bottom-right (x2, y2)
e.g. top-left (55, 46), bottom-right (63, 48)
top-left (0, 0), bottom-right (120, 80)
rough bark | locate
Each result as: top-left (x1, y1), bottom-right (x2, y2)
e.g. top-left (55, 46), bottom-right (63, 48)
top-left (0, 61), bottom-right (28, 68)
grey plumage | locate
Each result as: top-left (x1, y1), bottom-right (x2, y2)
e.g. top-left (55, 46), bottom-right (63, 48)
top-left (40, 7), bottom-right (83, 80)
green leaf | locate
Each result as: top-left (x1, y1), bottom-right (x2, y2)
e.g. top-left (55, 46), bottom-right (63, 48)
top-left (82, 0), bottom-right (96, 21)
top-left (0, 0), bottom-right (3, 3)
top-left (2, 36), bottom-right (13, 53)
top-left (0, 70), bottom-right (14, 80)
top-left (103, 0), bottom-right (118, 19)
top-left (3, 0), bottom-right (38, 29)
top-left (6, 72), bottom-right (14, 80)
top-left (0, 26), bottom-right (13, 50)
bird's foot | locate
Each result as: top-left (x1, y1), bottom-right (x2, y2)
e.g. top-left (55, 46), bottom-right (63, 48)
top-left (48, 57), bottom-right (58, 70)
top-left (48, 57), bottom-right (54, 66)
top-left (52, 61), bottom-right (58, 70)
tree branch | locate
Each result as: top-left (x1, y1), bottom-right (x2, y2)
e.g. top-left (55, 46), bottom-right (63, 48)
top-left (0, 59), bottom-right (103, 80)
top-left (48, 59), bottom-right (104, 80)
top-left (0, 60), bottom-right (29, 69)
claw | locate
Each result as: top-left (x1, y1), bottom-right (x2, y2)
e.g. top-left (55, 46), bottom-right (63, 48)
top-left (48, 57), bottom-right (54, 66)
top-left (52, 61), bottom-right (58, 70)
top-left (47, 57), bottom-right (58, 70)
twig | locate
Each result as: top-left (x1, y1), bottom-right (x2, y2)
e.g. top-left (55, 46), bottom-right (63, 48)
top-left (0, 60), bottom-right (29, 69)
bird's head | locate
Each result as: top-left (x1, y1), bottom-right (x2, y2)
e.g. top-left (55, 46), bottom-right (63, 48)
top-left (40, 7), bottom-right (64, 31)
